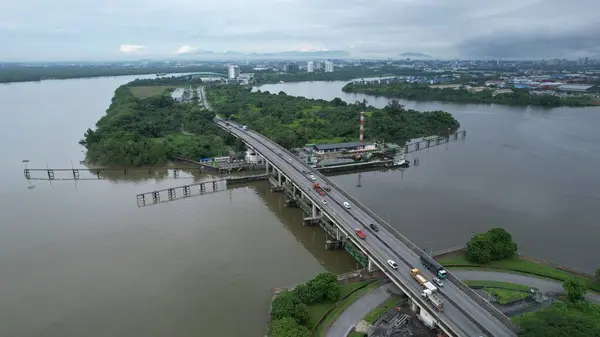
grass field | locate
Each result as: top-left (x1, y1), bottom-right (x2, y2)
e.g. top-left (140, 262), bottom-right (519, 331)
top-left (129, 86), bottom-right (177, 99)
top-left (464, 280), bottom-right (533, 304)
top-left (439, 254), bottom-right (600, 292)
top-left (363, 295), bottom-right (403, 324)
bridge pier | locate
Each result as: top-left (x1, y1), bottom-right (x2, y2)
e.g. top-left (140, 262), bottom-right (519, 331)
top-left (367, 257), bottom-right (379, 273)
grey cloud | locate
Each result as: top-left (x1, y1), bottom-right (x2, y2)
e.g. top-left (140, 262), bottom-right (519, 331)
top-left (1, 0), bottom-right (599, 60)
top-left (456, 23), bottom-right (600, 59)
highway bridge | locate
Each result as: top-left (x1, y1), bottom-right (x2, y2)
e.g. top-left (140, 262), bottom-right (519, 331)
top-left (214, 118), bottom-right (518, 337)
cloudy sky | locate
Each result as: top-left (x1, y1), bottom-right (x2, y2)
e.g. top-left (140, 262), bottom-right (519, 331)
top-left (0, 0), bottom-right (598, 61)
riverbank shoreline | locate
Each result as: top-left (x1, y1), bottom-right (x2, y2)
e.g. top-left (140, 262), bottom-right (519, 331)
top-left (434, 247), bottom-right (600, 292)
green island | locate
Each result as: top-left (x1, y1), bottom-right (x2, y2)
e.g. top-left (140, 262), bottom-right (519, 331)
top-left (342, 81), bottom-right (597, 107)
top-left (80, 76), bottom-right (460, 166)
top-left (0, 64), bottom-right (227, 84)
top-left (206, 86), bottom-right (459, 147)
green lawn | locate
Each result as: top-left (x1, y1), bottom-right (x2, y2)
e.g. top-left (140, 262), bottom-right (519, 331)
top-left (464, 280), bottom-right (533, 304)
top-left (129, 85), bottom-right (179, 99)
top-left (313, 281), bottom-right (381, 336)
top-left (439, 254), bottom-right (600, 292)
top-left (363, 295), bottom-right (403, 324)
top-left (306, 281), bottom-right (370, 329)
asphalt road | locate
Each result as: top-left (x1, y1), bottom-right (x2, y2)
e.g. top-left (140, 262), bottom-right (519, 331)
top-left (452, 270), bottom-right (600, 305)
top-left (216, 119), bottom-right (516, 337)
top-left (326, 285), bottom-right (391, 337)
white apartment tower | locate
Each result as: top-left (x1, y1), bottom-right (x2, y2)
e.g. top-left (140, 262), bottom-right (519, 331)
top-left (307, 61), bottom-right (314, 73)
top-left (227, 65), bottom-right (240, 79)
top-left (324, 61), bottom-right (334, 73)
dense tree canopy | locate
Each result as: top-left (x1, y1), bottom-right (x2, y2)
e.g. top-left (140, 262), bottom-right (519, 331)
top-left (270, 317), bottom-right (310, 337)
top-left (0, 64), bottom-right (225, 84)
top-left (342, 81), bottom-right (596, 107)
top-left (293, 272), bottom-right (340, 305)
top-left (564, 278), bottom-right (587, 302)
top-left (515, 301), bottom-right (600, 337)
top-left (206, 85), bottom-right (460, 148)
top-left (466, 228), bottom-right (518, 264)
top-left (270, 291), bottom-right (310, 327)
top-left (80, 84), bottom-right (232, 166)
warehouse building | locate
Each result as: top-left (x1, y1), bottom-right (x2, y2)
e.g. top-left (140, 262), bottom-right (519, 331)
top-left (556, 84), bottom-right (599, 93)
top-left (311, 141), bottom-right (377, 154)
top-left (171, 88), bottom-right (188, 102)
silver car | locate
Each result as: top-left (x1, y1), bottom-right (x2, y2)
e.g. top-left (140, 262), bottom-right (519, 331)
top-left (433, 277), bottom-right (444, 287)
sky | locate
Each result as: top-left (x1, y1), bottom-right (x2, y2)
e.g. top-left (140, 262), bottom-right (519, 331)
top-left (0, 0), bottom-right (598, 61)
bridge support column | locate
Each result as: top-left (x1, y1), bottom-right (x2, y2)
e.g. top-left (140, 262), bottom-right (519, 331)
top-left (410, 299), bottom-right (419, 313)
top-left (265, 161), bottom-right (269, 174)
top-left (367, 258), bottom-right (378, 273)
top-left (312, 203), bottom-right (317, 218)
top-left (278, 170), bottom-right (282, 185)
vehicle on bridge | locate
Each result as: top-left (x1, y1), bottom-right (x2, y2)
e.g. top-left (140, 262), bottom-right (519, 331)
top-left (423, 289), bottom-right (445, 312)
top-left (387, 259), bottom-right (398, 269)
top-left (309, 174), bottom-right (316, 181)
top-left (368, 223), bottom-right (379, 232)
top-left (411, 268), bottom-right (445, 312)
top-left (313, 183), bottom-right (326, 196)
top-left (411, 268), bottom-right (438, 292)
top-left (241, 125), bottom-right (248, 130)
top-left (420, 255), bottom-right (448, 280)
top-left (321, 199), bottom-right (327, 205)
top-left (355, 228), bottom-right (366, 239)
top-left (343, 202), bottom-right (351, 209)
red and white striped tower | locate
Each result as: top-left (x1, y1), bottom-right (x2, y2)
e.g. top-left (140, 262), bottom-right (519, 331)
top-left (359, 111), bottom-right (365, 142)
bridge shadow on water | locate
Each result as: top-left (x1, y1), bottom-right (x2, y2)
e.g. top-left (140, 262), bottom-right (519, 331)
top-left (247, 181), bottom-right (359, 274)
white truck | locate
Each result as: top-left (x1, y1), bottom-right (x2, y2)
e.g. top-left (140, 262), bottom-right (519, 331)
top-left (410, 268), bottom-right (444, 312)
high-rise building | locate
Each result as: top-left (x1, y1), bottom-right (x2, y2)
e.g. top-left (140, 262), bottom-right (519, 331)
top-left (227, 65), bottom-right (240, 79)
top-left (324, 61), bottom-right (334, 73)
top-left (283, 64), bottom-right (299, 72)
top-left (307, 61), bottom-right (314, 73)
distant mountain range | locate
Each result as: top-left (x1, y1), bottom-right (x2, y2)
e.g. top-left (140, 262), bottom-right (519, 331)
top-left (399, 52), bottom-right (432, 58)
top-left (177, 50), bottom-right (351, 60)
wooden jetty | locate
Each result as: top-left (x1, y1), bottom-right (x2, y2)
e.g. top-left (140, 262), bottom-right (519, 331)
top-left (23, 167), bottom-right (200, 181)
top-left (136, 174), bottom-right (268, 207)
top-left (403, 130), bottom-right (466, 154)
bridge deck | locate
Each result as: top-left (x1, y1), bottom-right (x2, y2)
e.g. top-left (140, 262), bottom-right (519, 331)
top-left (215, 118), bottom-right (517, 337)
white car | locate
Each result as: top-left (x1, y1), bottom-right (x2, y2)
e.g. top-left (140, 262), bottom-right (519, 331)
top-left (387, 260), bottom-right (398, 269)
top-left (322, 200), bottom-right (327, 205)
top-left (343, 202), bottom-right (351, 209)
top-left (309, 175), bottom-right (316, 181)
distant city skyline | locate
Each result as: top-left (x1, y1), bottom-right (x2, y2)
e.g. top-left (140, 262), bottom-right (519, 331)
top-left (0, 0), bottom-right (599, 61)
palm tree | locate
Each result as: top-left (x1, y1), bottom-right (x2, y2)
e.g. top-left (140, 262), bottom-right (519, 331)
top-left (386, 99), bottom-right (405, 112)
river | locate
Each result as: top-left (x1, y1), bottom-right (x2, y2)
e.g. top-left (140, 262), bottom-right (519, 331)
top-left (1, 76), bottom-right (598, 337)
top-left (0, 76), bottom-right (357, 337)
top-left (256, 80), bottom-right (600, 274)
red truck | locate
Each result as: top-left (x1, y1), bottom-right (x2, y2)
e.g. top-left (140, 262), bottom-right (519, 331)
top-left (313, 183), bottom-right (326, 196)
